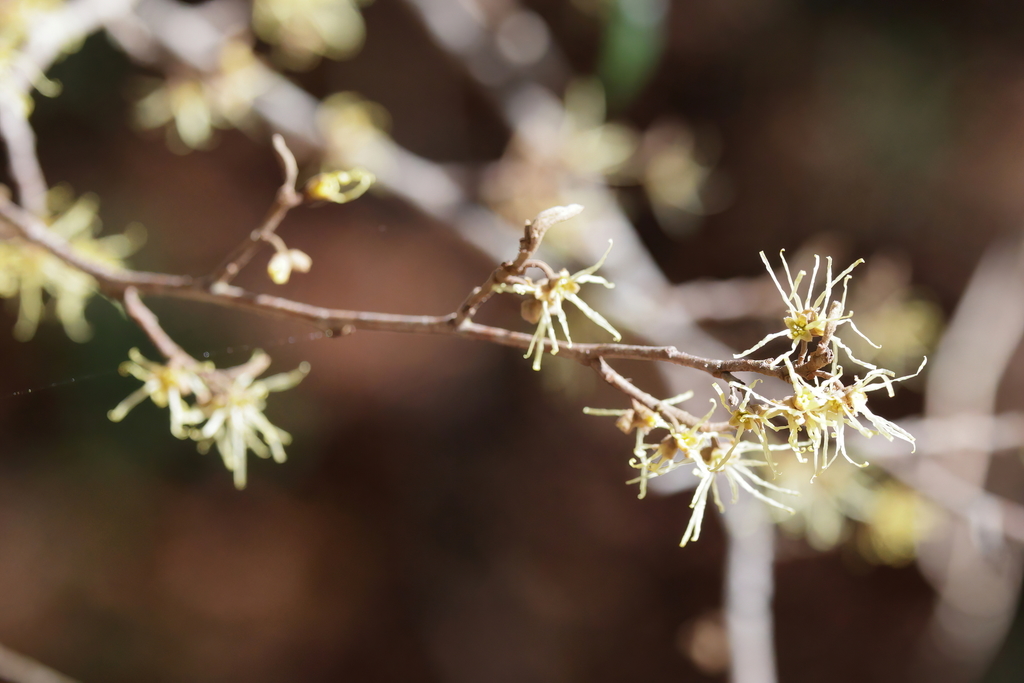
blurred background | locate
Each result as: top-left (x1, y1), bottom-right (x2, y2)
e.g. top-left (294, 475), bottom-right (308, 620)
top-left (1, 0), bottom-right (1024, 681)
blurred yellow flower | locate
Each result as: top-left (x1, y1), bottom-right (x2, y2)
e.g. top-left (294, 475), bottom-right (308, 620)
top-left (859, 479), bottom-right (934, 566)
top-left (316, 92), bottom-right (391, 171)
top-left (770, 462), bottom-right (933, 565)
top-left (108, 348), bottom-right (210, 439)
top-left (0, 0), bottom-right (64, 113)
top-left (304, 168), bottom-right (375, 204)
top-left (192, 351), bottom-right (310, 490)
top-left (109, 347), bottom-right (310, 490)
top-left (0, 188), bottom-right (141, 341)
top-left (483, 78), bottom-right (640, 223)
top-left (134, 41), bottom-right (271, 152)
top-left (253, 0), bottom-right (373, 70)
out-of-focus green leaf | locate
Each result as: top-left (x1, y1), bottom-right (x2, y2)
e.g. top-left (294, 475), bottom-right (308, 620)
top-left (597, 0), bottom-right (668, 110)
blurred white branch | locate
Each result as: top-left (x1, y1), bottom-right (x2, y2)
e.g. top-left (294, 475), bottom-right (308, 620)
top-left (0, 642), bottom-right (78, 683)
top-left (915, 235), bottom-right (1024, 679)
top-left (724, 496), bottom-right (778, 683)
top-left (0, 0), bottom-right (138, 214)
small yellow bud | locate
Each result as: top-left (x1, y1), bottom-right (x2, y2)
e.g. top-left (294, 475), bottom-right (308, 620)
top-left (304, 168), bottom-right (375, 204)
top-left (268, 248), bottom-right (312, 284)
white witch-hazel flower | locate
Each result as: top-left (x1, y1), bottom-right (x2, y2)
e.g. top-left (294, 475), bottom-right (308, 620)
top-left (109, 347), bottom-right (309, 489)
top-left (587, 394), bottom-right (796, 546)
top-left (191, 351), bottom-right (310, 490)
top-left (738, 250), bottom-right (879, 370)
top-left (628, 402), bottom-right (719, 501)
top-left (735, 357), bottom-right (925, 479)
top-left (494, 241), bottom-right (621, 370)
top-left (584, 392), bottom-right (690, 462)
top-left (107, 348), bottom-right (210, 439)
top-left (678, 436), bottom-right (797, 546)
top-left (587, 393), bottom-right (712, 499)
top-left (712, 381), bottom-right (785, 474)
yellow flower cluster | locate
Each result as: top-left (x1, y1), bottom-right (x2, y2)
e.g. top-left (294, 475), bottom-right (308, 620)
top-left (134, 41), bottom-right (271, 152)
top-left (732, 358), bottom-right (923, 479)
top-left (0, 190), bottom-right (139, 341)
top-left (736, 250), bottom-right (879, 370)
top-left (587, 251), bottom-right (924, 546)
top-left (108, 348), bottom-right (310, 490)
top-left (0, 0), bottom-right (64, 113)
top-left (493, 241), bottom-right (621, 370)
top-left (252, 0), bottom-right (372, 70)
top-left (588, 394), bottom-right (797, 546)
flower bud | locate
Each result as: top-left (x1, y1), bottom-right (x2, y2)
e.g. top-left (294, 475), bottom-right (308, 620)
top-left (268, 248), bottom-right (312, 284)
top-left (304, 168), bottom-right (375, 204)
top-left (520, 298), bottom-right (543, 324)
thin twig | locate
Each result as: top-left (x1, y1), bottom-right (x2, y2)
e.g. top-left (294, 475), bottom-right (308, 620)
top-left (123, 286), bottom-right (194, 364)
top-left (454, 204), bottom-right (582, 325)
top-left (0, 96), bottom-right (49, 216)
top-left (589, 357), bottom-right (729, 431)
top-left (0, 197), bottom-right (191, 293)
top-left (204, 134), bottom-right (303, 286)
top-left (0, 195), bottom-right (805, 384)
top-left (0, 0), bottom-right (138, 216)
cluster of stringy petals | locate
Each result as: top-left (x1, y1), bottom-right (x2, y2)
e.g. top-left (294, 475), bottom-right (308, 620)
top-left (678, 436), bottom-right (799, 546)
top-left (712, 381), bottom-right (783, 474)
top-left (493, 240), bottom-right (621, 370)
top-left (108, 348), bottom-right (309, 489)
top-left (736, 249), bottom-right (880, 371)
top-left (108, 348), bottom-right (211, 439)
top-left (585, 395), bottom-right (797, 546)
top-left (587, 345), bottom-right (922, 545)
top-left (0, 190), bottom-right (140, 341)
top-left (190, 352), bottom-right (310, 490)
top-left (584, 391), bottom-right (690, 477)
top-left (729, 357), bottom-right (925, 480)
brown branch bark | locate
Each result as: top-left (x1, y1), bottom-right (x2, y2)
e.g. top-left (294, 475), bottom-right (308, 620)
top-left (0, 195), bottom-right (805, 393)
top-left (589, 357), bottom-right (731, 430)
top-left (454, 203), bottom-right (583, 325)
top-left (123, 286), bottom-right (195, 364)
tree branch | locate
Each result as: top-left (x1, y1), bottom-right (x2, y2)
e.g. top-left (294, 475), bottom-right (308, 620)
top-left (0, 96), bottom-right (48, 216)
top-left (204, 134), bottom-right (303, 286)
top-left (454, 203), bottom-right (582, 325)
top-left (0, 641), bottom-right (79, 683)
top-left (0, 190), bottom-right (822, 431)
top-left (0, 195), bottom-right (804, 386)
top-left (123, 286), bottom-right (195, 364)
